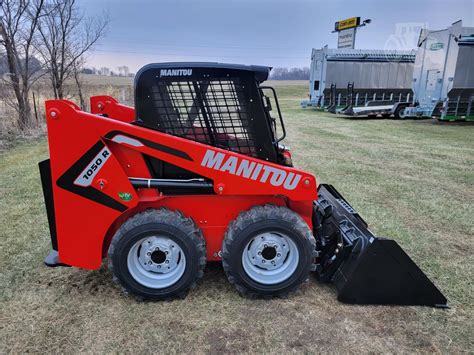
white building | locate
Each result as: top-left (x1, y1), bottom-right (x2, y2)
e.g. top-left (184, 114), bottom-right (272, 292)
top-left (117, 66), bottom-right (130, 77)
top-left (100, 67), bottom-right (111, 76)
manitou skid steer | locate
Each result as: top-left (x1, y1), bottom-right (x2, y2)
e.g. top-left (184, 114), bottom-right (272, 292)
top-left (39, 63), bottom-right (447, 306)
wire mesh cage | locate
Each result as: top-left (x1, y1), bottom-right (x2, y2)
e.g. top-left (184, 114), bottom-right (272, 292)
top-left (135, 64), bottom-right (279, 162)
top-left (145, 76), bottom-right (257, 157)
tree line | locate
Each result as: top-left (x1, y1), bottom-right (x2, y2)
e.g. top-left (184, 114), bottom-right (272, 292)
top-left (0, 0), bottom-right (107, 130)
top-left (269, 67), bottom-right (310, 80)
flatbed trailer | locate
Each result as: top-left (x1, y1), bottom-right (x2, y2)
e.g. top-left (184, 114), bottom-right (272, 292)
top-left (301, 48), bottom-right (415, 110)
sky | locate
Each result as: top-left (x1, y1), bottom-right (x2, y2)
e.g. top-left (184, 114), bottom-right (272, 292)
top-left (82, 0), bottom-right (474, 73)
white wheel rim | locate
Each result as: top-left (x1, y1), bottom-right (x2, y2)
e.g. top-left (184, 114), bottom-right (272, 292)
top-left (127, 236), bottom-right (186, 289)
top-left (241, 232), bottom-right (299, 285)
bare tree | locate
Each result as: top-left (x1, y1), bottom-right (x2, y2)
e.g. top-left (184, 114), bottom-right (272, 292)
top-left (72, 58), bottom-right (85, 110)
top-left (37, 0), bottom-right (107, 100)
top-left (0, 0), bottom-right (45, 129)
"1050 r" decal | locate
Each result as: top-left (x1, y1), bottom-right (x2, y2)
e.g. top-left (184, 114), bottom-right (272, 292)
top-left (74, 147), bottom-right (111, 187)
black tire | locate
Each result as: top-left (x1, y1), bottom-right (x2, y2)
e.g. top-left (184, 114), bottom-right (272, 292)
top-left (108, 208), bottom-right (206, 300)
top-left (222, 205), bottom-right (316, 298)
top-left (381, 113), bottom-right (391, 118)
top-left (394, 105), bottom-right (407, 119)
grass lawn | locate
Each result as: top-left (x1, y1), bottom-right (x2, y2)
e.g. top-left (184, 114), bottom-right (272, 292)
top-left (1, 82), bottom-right (473, 352)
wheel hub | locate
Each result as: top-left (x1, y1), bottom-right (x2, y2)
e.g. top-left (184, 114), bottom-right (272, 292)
top-left (261, 246), bottom-right (277, 260)
top-left (151, 250), bottom-right (167, 264)
top-left (241, 231), bottom-right (299, 285)
top-left (138, 237), bottom-right (179, 274)
top-left (127, 235), bottom-right (187, 289)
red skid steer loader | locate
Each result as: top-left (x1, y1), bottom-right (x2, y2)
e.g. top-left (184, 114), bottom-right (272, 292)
top-left (39, 63), bottom-right (447, 306)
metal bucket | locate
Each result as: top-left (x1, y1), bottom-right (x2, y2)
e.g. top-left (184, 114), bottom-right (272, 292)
top-left (313, 184), bottom-right (447, 307)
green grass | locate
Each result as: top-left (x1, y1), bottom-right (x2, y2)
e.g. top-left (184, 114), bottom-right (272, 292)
top-left (1, 82), bottom-right (473, 352)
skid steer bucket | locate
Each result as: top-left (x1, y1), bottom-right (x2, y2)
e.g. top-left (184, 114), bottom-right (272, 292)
top-left (313, 184), bottom-right (447, 307)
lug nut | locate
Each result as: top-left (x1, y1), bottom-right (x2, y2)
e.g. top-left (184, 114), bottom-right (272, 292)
top-left (277, 253), bottom-right (281, 257)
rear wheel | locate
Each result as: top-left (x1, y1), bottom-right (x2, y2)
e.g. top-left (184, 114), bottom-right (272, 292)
top-left (394, 105), bottom-right (408, 119)
top-left (222, 205), bottom-right (316, 298)
top-left (108, 209), bottom-right (206, 300)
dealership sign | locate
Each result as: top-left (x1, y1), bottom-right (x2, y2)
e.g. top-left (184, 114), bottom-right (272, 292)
top-left (338, 28), bottom-right (356, 49)
top-left (334, 17), bottom-right (361, 31)
top-left (334, 17), bottom-right (360, 49)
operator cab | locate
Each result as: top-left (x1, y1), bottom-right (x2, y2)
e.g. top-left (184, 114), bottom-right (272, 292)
top-left (134, 62), bottom-right (292, 167)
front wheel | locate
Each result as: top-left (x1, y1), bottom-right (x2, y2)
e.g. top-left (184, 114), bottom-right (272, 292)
top-left (222, 205), bottom-right (316, 298)
top-left (108, 209), bottom-right (206, 300)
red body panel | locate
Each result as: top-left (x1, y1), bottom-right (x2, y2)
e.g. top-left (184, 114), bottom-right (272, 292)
top-left (107, 195), bottom-right (289, 262)
top-left (90, 95), bottom-right (135, 122)
top-left (45, 96), bottom-right (317, 269)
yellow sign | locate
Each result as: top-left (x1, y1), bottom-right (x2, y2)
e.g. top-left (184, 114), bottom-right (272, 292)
top-left (335, 17), bottom-right (360, 31)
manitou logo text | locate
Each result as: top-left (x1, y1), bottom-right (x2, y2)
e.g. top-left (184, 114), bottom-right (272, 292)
top-left (160, 69), bottom-right (192, 77)
top-left (201, 149), bottom-right (301, 190)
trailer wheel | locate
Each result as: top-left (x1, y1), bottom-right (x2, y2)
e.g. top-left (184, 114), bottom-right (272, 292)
top-left (394, 105), bottom-right (407, 119)
top-left (108, 209), bottom-right (206, 300)
top-left (222, 205), bottom-right (316, 298)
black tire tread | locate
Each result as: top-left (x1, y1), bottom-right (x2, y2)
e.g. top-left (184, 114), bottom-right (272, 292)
top-left (107, 208), bottom-right (206, 301)
top-left (222, 204), bottom-right (317, 298)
